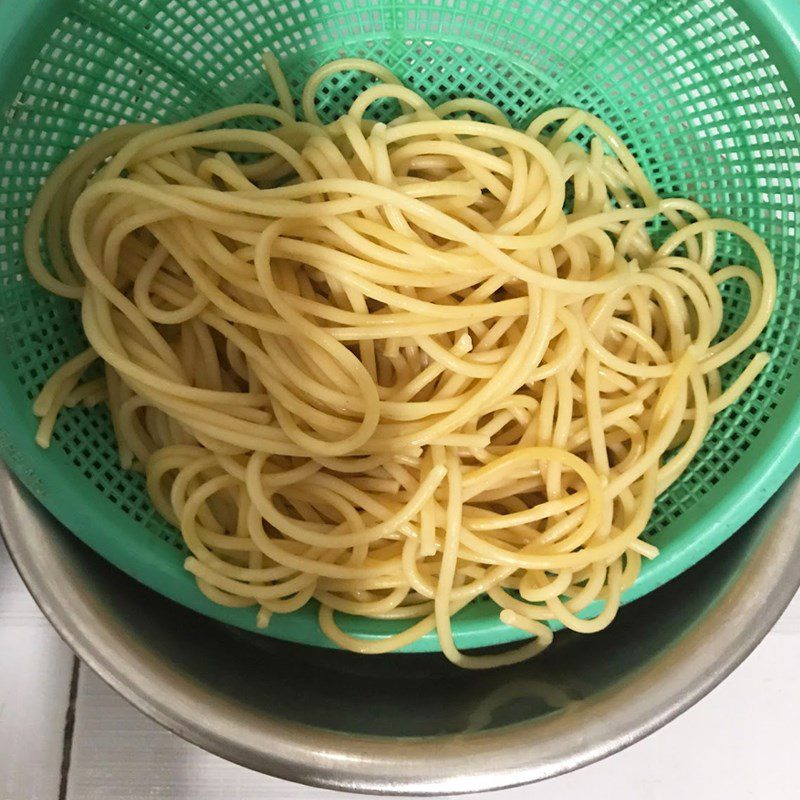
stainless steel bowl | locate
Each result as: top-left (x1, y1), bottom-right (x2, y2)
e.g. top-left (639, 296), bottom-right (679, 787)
top-left (1, 461), bottom-right (799, 795)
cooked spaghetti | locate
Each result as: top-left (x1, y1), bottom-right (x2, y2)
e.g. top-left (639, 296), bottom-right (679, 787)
top-left (24, 55), bottom-right (776, 667)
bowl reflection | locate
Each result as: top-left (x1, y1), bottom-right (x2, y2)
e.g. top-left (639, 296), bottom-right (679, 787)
top-left (1, 463), bottom-right (798, 794)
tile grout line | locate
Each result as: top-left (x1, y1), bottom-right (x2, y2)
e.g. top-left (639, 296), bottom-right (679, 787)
top-left (58, 657), bottom-right (80, 800)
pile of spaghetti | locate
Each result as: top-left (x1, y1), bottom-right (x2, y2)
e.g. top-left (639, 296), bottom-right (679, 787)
top-left (25, 56), bottom-right (775, 667)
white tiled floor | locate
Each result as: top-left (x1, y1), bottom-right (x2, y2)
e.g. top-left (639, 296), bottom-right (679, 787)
top-left (2, 539), bottom-right (799, 800)
top-left (0, 542), bottom-right (74, 800)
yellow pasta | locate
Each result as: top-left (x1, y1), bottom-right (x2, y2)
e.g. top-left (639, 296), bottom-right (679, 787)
top-left (25, 55), bottom-right (776, 667)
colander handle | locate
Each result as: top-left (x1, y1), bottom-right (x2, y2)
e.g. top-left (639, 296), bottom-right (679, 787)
top-left (0, 0), bottom-right (73, 113)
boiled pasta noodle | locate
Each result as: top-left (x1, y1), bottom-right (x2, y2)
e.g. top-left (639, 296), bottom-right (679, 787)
top-left (24, 55), bottom-right (776, 668)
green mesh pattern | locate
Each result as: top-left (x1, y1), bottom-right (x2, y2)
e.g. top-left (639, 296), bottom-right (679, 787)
top-left (0, 0), bottom-right (799, 651)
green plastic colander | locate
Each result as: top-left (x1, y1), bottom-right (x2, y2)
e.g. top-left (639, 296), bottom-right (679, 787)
top-left (1, 0), bottom-right (799, 653)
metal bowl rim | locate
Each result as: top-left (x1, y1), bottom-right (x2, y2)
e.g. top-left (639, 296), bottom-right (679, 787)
top-left (2, 463), bottom-right (799, 795)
